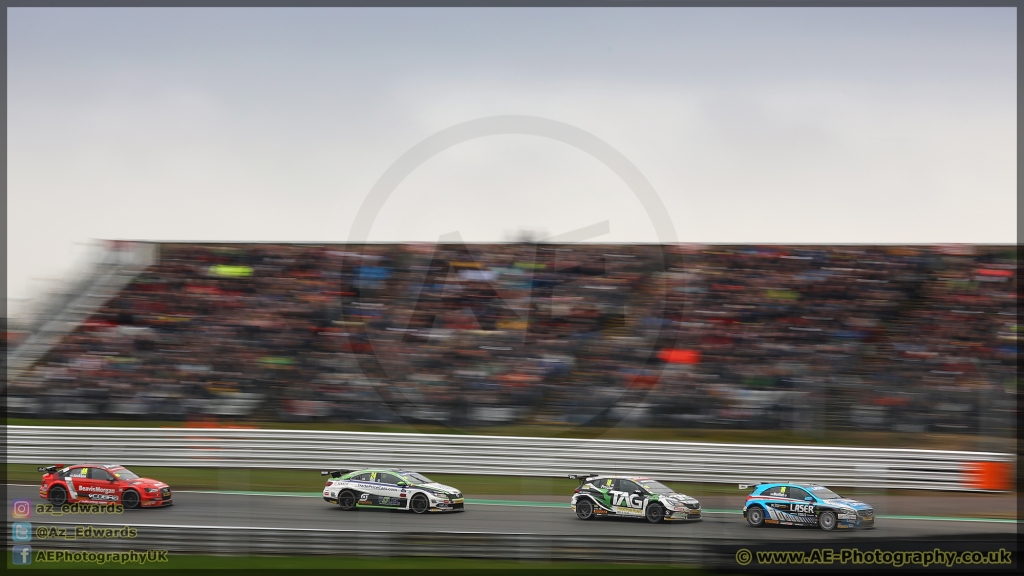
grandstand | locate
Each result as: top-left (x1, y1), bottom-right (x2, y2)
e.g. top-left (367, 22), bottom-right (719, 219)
top-left (6, 241), bottom-right (1017, 438)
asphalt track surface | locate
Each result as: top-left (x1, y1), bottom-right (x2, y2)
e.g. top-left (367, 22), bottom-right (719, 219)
top-left (7, 485), bottom-right (1015, 542)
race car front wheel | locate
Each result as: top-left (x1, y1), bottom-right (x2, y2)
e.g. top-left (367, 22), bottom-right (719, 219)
top-left (122, 490), bottom-right (140, 509)
top-left (410, 494), bottom-right (429, 514)
top-left (645, 503), bottom-right (665, 524)
top-left (747, 506), bottom-right (764, 527)
top-left (338, 491), bottom-right (357, 511)
top-left (818, 510), bottom-right (837, 531)
top-left (575, 499), bottom-right (595, 520)
top-left (49, 486), bottom-right (68, 506)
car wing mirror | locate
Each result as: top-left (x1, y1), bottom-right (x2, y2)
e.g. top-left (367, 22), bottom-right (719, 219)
top-left (804, 496), bottom-right (814, 501)
top-left (397, 482), bottom-right (408, 487)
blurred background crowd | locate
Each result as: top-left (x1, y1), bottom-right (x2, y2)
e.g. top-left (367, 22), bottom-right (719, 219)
top-left (7, 242), bottom-right (1017, 437)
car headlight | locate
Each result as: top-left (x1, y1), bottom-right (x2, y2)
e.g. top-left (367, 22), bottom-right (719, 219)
top-left (145, 488), bottom-right (158, 493)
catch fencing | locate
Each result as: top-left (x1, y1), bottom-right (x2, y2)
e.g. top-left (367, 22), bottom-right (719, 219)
top-left (6, 426), bottom-right (1013, 491)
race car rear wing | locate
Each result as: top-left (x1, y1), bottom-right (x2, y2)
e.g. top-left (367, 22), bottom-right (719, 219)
top-left (568, 473), bottom-right (599, 485)
top-left (38, 465), bottom-right (66, 474)
top-left (739, 480), bottom-right (794, 490)
top-left (321, 470), bottom-right (354, 478)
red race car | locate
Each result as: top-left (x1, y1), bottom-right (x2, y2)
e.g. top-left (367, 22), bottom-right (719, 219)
top-left (38, 464), bottom-right (173, 509)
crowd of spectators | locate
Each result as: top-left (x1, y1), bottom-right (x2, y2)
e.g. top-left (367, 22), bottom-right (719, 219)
top-left (8, 242), bottom-right (1017, 436)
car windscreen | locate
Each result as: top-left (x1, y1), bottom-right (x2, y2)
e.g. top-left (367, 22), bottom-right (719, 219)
top-left (809, 486), bottom-right (841, 499)
top-left (110, 468), bottom-right (140, 481)
top-left (404, 472), bottom-right (433, 484)
top-left (638, 480), bottom-right (675, 495)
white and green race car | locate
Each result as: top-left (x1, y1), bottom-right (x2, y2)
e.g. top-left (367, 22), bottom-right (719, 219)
top-left (569, 473), bottom-right (702, 524)
top-left (321, 468), bottom-right (465, 513)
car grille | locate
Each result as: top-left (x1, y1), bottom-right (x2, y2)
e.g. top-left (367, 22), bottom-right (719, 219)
top-left (452, 502), bottom-right (464, 510)
top-left (858, 508), bottom-right (873, 519)
top-left (161, 488), bottom-right (171, 501)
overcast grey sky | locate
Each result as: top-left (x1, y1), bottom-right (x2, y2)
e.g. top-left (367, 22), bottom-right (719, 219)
top-left (6, 7), bottom-right (1017, 315)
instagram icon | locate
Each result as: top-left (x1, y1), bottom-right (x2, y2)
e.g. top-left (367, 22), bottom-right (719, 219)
top-left (12, 499), bottom-right (32, 519)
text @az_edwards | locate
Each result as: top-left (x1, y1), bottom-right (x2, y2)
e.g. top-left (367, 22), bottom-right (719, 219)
top-left (35, 503), bottom-right (124, 516)
top-left (735, 547), bottom-right (1014, 568)
top-left (34, 525), bottom-right (137, 540)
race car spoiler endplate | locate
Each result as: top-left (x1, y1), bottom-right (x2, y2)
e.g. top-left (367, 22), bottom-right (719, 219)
top-left (321, 469), bottom-right (354, 478)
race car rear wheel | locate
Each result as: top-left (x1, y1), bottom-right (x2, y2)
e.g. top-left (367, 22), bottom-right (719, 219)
top-left (575, 498), bottom-right (595, 520)
top-left (49, 485), bottom-right (68, 506)
top-left (747, 506), bottom-right (764, 527)
top-left (645, 502), bottom-right (665, 524)
top-left (122, 489), bottom-right (140, 509)
top-left (338, 490), bottom-right (357, 511)
top-left (818, 510), bottom-right (837, 531)
top-left (410, 494), bottom-right (430, 514)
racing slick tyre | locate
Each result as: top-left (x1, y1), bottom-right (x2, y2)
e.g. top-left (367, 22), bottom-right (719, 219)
top-left (122, 489), bottom-right (140, 509)
top-left (48, 485), bottom-right (68, 506)
top-left (645, 502), bottom-right (665, 524)
top-left (575, 498), bottom-right (595, 520)
top-left (410, 493), bottom-right (430, 514)
top-left (338, 490), bottom-right (357, 511)
top-left (818, 510), bottom-right (837, 531)
top-left (747, 506), bottom-right (765, 527)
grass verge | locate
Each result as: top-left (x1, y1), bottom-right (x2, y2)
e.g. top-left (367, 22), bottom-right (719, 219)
top-left (6, 551), bottom-right (714, 572)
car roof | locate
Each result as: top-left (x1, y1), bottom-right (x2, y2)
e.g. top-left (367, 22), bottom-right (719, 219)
top-left (68, 464), bottom-right (122, 469)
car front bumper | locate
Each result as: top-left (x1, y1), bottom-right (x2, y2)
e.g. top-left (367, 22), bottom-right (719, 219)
top-left (665, 509), bottom-right (702, 521)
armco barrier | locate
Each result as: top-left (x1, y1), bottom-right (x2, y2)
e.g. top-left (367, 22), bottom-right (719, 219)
top-left (5, 426), bottom-right (1014, 491)
top-left (10, 523), bottom-right (1017, 568)
top-left (9, 523), bottom-right (705, 564)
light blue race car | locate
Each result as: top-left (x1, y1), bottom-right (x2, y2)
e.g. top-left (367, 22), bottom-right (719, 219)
top-left (740, 482), bottom-right (874, 531)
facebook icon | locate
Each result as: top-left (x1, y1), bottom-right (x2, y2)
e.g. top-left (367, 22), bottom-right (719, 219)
top-left (12, 545), bottom-right (32, 565)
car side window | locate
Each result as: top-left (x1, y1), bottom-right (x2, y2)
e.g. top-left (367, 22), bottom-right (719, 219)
top-left (619, 479), bottom-right (641, 493)
top-left (378, 473), bottom-right (402, 485)
top-left (788, 487), bottom-right (811, 501)
top-left (67, 467), bottom-right (88, 479)
top-left (351, 473), bottom-right (372, 482)
top-left (602, 478), bottom-right (615, 490)
top-left (91, 469), bottom-right (115, 482)
top-left (764, 485), bottom-right (787, 497)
